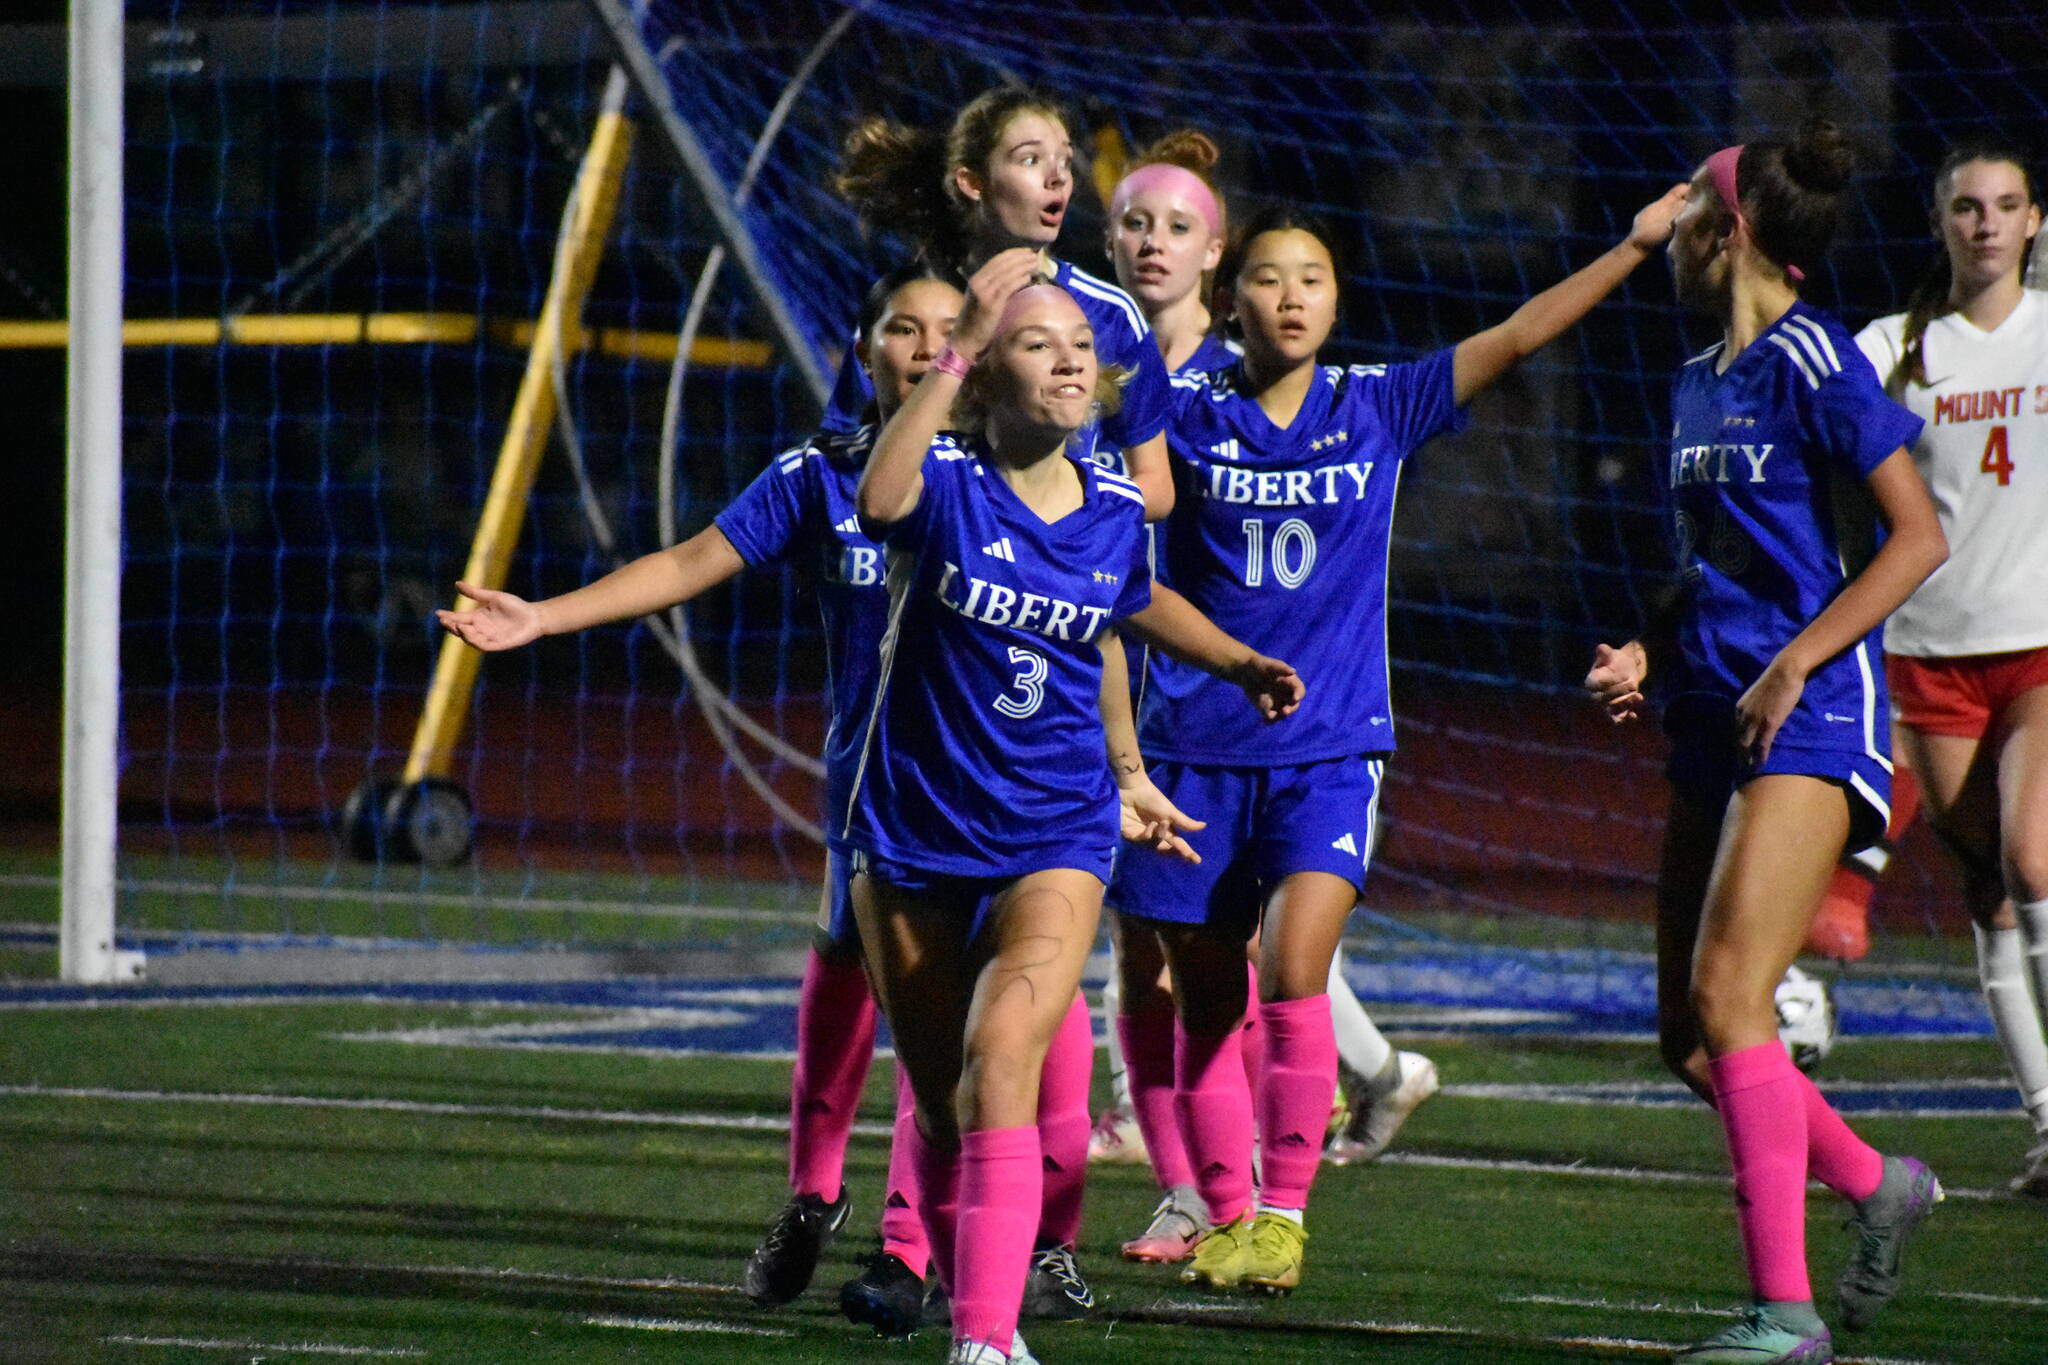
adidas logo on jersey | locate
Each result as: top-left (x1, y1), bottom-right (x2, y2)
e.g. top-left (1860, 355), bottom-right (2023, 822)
top-left (981, 537), bottom-right (1017, 562)
top-left (1209, 438), bottom-right (1242, 462)
top-left (835, 516), bottom-right (861, 534)
top-left (1331, 832), bottom-right (1358, 856)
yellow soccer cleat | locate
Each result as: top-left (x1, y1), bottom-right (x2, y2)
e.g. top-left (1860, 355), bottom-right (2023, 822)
top-left (1238, 1212), bottom-right (1308, 1297)
top-left (1177, 1212), bottom-right (1254, 1290)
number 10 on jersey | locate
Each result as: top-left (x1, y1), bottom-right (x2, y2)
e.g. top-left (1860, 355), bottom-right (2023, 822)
top-left (1242, 518), bottom-right (1318, 588)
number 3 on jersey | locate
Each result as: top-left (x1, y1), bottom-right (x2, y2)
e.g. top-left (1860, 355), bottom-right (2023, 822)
top-left (1980, 424), bottom-right (2012, 486)
top-left (1241, 517), bottom-right (1318, 588)
top-left (994, 645), bottom-right (1047, 719)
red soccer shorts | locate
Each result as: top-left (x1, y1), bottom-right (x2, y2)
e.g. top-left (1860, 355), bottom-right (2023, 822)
top-left (1888, 647), bottom-right (2048, 740)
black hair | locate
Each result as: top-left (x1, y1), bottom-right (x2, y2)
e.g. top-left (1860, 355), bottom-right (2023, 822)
top-left (1722, 118), bottom-right (1856, 281)
top-left (1212, 203), bottom-right (1347, 337)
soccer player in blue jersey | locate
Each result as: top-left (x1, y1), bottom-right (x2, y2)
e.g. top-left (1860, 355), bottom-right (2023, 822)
top-left (436, 264), bottom-right (960, 1320)
top-left (833, 87), bottom-right (1176, 519)
top-left (850, 249), bottom-right (1302, 1365)
top-left (1092, 130), bottom-right (1436, 1267)
top-left (1584, 122), bottom-right (1949, 1364)
top-left (1112, 183), bottom-right (1689, 1298)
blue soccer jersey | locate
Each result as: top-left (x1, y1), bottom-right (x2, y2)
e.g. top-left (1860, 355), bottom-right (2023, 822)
top-left (1139, 351), bottom-right (1467, 765)
top-left (714, 425), bottom-right (889, 849)
top-left (1663, 301), bottom-right (1924, 760)
top-left (844, 435), bottom-right (1154, 878)
top-left (819, 258), bottom-right (1171, 467)
top-left (1179, 332), bottom-right (1241, 375)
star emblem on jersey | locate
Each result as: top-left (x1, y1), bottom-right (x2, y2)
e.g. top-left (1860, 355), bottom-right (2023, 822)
top-left (981, 537), bottom-right (1017, 562)
top-left (1091, 569), bottom-right (1119, 584)
top-left (1310, 429), bottom-right (1349, 451)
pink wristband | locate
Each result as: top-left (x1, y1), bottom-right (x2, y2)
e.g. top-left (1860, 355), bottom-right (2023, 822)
top-left (930, 345), bottom-right (973, 380)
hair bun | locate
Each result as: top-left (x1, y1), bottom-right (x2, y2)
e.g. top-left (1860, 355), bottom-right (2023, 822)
top-left (1140, 128), bottom-right (1221, 177)
top-left (1782, 119), bottom-right (1854, 195)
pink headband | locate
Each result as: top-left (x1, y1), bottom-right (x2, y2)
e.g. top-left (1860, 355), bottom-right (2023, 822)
top-left (1110, 163), bottom-right (1223, 238)
top-left (1704, 144), bottom-right (1805, 282)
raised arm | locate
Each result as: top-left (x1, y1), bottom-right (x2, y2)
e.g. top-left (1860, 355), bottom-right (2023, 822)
top-left (437, 524), bottom-right (745, 652)
top-left (1733, 448), bottom-right (1946, 762)
top-left (1452, 183), bottom-right (1689, 405)
top-left (860, 247), bottom-right (1040, 526)
top-left (1121, 582), bottom-right (1303, 722)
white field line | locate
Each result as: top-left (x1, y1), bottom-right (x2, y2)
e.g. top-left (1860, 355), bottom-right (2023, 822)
top-left (81, 1249), bottom-right (728, 1296)
top-left (1931, 1289), bottom-right (2048, 1308)
top-left (103, 1337), bottom-right (424, 1358)
top-left (0, 1083), bottom-right (887, 1139)
top-left (583, 1315), bottom-right (792, 1336)
top-left (1444, 1078), bottom-right (2025, 1120)
top-left (2, 1081), bottom-right (2012, 1202)
top-left (0, 877), bottom-right (813, 925)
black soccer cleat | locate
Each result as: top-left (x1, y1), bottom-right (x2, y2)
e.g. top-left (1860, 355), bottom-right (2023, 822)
top-left (742, 1188), bottom-right (849, 1307)
top-left (839, 1249), bottom-right (927, 1337)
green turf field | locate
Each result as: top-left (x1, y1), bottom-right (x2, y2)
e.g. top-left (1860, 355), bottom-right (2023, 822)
top-left (1, 975), bottom-right (2041, 1365)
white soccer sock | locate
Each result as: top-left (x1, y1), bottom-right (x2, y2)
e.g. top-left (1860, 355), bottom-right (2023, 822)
top-left (1327, 954), bottom-right (1394, 1083)
top-left (1101, 967), bottom-right (1131, 1112)
top-left (2018, 899), bottom-right (2048, 1132)
top-left (1255, 1203), bottom-right (1304, 1225)
top-left (1975, 920), bottom-right (2048, 1135)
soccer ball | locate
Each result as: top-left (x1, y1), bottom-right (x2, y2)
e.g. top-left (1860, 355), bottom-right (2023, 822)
top-left (1775, 964), bottom-right (1837, 1072)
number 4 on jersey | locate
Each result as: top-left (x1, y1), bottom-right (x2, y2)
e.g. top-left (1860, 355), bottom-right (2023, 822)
top-left (1980, 424), bottom-right (2012, 486)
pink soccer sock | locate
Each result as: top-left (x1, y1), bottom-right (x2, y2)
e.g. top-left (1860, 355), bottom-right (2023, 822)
top-left (1036, 992), bottom-right (1094, 1248)
top-left (1118, 1005), bottom-right (1196, 1190)
top-left (1241, 962), bottom-right (1268, 1106)
top-left (788, 947), bottom-right (878, 1199)
top-left (1793, 1066), bottom-right (1883, 1201)
top-left (1256, 994), bottom-right (1338, 1210)
top-left (1174, 1017), bottom-right (1255, 1225)
top-left (952, 1125), bottom-right (1041, 1356)
top-left (1710, 1042), bottom-right (1814, 1303)
top-left (907, 1118), bottom-right (960, 1293)
top-left (881, 1062), bottom-right (932, 1278)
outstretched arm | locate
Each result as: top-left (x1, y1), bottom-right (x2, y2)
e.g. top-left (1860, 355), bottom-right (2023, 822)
top-left (1453, 183), bottom-right (1688, 405)
top-left (437, 525), bottom-right (745, 652)
top-left (859, 247), bottom-right (1040, 527)
top-left (1121, 583), bottom-right (1303, 722)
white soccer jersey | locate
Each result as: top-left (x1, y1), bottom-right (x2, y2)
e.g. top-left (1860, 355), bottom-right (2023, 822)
top-left (1857, 289), bottom-right (2048, 658)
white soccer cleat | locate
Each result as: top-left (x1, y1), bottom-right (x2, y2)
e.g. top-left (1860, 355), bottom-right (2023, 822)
top-left (2010, 1136), bottom-right (2048, 1197)
top-left (1326, 1050), bottom-right (1438, 1164)
top-left (1086, 1101), bottom-right (1149, 1166)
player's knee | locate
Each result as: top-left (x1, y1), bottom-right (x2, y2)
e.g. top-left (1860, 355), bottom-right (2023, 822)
top-left (2001, 837), bottom-right (2048, 907)
top-left (956, 1045), bottom-right (1043, 1129)
top-left (1687, 970), bottom-right (1769, 1048)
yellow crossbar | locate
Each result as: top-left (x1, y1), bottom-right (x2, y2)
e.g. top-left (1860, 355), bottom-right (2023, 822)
top-left (0, 312), bottom-right (771, 367)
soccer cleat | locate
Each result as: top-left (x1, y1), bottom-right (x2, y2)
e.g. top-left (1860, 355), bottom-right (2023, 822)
top-left (741, 1188), bottom-right (849, 1307)
top-left (1179, 1211), bottom-right (1254, 1290)
top-left (2011, 1136), bottom-right (2048, 1197)
top-left (839, 1249), bottom-right (926, 1338)
top-left (1238, 1212), bottom-right (1308, 1296)
top-left (1326, 1050), bottom-right (1439, 1164)
top-left (944, 1334), bottom-right (1039, 1365)
top-left (1121, 1183), bottom-right (1211, 1263)
top-left (1803, 878), bottom-right (1871, 961)
top-left (1674, 1303), bottom-right (1832, 1363)
top-left (1021, 1242), bottom-right (1096, 1319)
top-left (1087, 1101), bottom-right (1149, 1165)
top-left (1836, 1155), bottom-right (1942, 1331)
